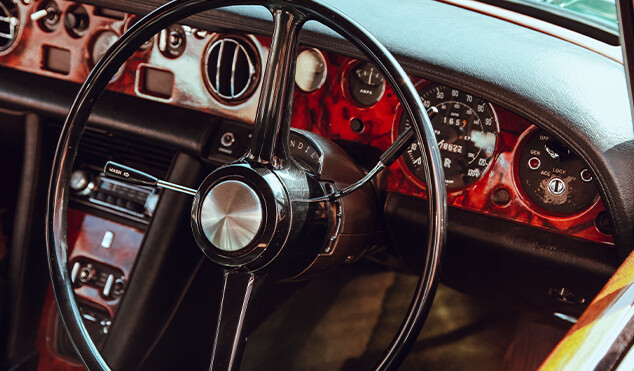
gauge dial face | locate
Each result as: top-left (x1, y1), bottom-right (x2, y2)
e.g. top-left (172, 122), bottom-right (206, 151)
top-left (518, 129), bottom-right (598, 214)
top-left (399, 83), bottom-right (499, 189)
top-left (295, 48), bottom-right (327, 93)
top-left (348, 62), bottom-right (385, 107)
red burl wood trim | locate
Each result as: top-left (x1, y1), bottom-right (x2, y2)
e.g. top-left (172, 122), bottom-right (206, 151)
top-left (35, 209), bottom-right (144, 370)
top-left (67, 208), bottom-right (144, 316)
top-left (0, 2), bottom-right (150, 93)
top-left (289, 54), bottom-right (613, 245)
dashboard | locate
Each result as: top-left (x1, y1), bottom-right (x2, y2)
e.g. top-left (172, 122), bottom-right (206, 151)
top-left (0, 0), bottom-right (630, 369)
top-left (0, 0), bottom-right (613, 244)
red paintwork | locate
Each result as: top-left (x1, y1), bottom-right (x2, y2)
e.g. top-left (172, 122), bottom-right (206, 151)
top-left (36, 209), bottom-right (145, 370)
top-left (0, 1), bottom-right (612, 253)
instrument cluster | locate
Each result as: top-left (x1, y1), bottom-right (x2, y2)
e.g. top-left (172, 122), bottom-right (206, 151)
top-left (289, 54), bottom-right (611, 245)
top-left (0, 0), bottom-right (612, 245)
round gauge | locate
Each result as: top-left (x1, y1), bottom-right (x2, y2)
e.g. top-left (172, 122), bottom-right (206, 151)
top-left (348, 62), bottom-right (385, 107)
top-left (398, 83), bottom-right (499, 189)
top-left (295, 49), bottom-right (327, 93)
top-left (518, 129), bottom-right (598, 214)
top-left (90, 30), bottom-right (124, 81)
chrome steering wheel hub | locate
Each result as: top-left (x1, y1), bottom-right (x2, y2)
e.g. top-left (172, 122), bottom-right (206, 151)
top-left (200, 180), bottom-right (264, 252)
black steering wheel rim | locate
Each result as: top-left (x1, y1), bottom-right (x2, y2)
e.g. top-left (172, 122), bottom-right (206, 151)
top-left (46, 1), bottom-right (447, 370)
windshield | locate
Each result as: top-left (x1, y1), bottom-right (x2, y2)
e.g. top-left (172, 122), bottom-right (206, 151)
top-left (523, 0), bottom-right (617, 30)
top-left (487, 0), bottom-right (619, 44)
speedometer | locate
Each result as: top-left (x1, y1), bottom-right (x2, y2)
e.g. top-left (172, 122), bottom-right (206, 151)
top-left (398, 83), bottom-right (499, 189)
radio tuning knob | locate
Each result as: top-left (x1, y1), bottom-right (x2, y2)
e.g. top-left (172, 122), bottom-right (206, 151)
top-left (70, 170), bottom-right (92, 195)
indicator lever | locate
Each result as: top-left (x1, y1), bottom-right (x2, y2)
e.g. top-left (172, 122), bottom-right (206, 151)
top-left (296, 106), bottom-right (438, 203)
top-left (104, 161), bottom-right (197, 196)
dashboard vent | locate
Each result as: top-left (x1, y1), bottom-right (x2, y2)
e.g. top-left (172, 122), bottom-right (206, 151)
top-left (46, 123), bottom-right (175, 178)
top-left (0, 0), bottom-right (19, 52)
top-left (203, 36), bottom-right (259, 102)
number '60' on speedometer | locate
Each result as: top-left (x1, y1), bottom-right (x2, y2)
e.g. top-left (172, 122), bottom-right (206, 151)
top-left (398, 83), bottom-right (499, 190)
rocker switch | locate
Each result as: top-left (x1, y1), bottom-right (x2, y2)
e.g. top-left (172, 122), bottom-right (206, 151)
top-left (71, 261), bottom-right (81, 283)
top-left (101, 231), bottom-right (114, 248)
top-left (103, 274), bottom-right (115, 298)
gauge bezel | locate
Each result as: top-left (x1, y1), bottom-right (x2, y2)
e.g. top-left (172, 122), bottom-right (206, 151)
top-left (392, 80), bottom-right (501, 192)
top-left (85, 28), bottom-right (125, 82)
top-left (294, 47), bottom-right (328, 93)
top-left (512, 125), bottom-right (602, 218)
top-left (341, 60), bottom-right (386, 108)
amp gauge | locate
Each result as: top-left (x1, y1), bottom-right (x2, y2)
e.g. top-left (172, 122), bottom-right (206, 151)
top-left (518, 129), bottom-right (598, 214)
top-left (347, 62), bottom-right (385, 107)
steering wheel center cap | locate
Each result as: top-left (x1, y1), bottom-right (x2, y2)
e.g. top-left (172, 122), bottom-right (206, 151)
top-left (200, 180), bottom-right (263, 252)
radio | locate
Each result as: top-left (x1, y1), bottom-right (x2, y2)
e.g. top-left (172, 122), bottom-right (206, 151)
top-left (69, 167), bottom-right (159, 223)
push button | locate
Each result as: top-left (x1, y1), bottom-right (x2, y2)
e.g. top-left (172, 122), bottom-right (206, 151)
top-left (528, 157), bottom-right (541, 170)
top-left (220, 132), bottom-right (235, 148)
top-left (580, 168), bottom-right (593, 183)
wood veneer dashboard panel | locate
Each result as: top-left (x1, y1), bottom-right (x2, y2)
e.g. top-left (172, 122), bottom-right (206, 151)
top-left (0, 0), bottom-right (612, 244)
top-left (289, 53), bottom-right (613, 245)
top-left (36, 208), bottom-right (144, 370)
top-left (67, 208), bottom-right (144, 315)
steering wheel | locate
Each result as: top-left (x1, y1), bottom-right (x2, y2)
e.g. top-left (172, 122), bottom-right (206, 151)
top-left (46, 0), bottom-right (447, 369)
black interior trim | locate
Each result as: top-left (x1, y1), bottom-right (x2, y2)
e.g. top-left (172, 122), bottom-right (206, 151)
top-left (618, 0), bottom-right (634, 124)
top-left (101, 153), bottom-right (210, 369)
top-left (0, 66), bottom-right (218, 156)
top-left (385, 193), bottom-right (619, 317)
top-left (4, 113), bottom-right (50, 362)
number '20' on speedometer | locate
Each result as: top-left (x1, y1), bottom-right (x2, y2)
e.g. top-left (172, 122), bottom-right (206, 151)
top-left (398, 83), bottom-right (499, 189)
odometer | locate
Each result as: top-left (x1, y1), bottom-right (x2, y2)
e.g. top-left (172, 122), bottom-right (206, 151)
top-left (399, 83), bottom-right (499, 189)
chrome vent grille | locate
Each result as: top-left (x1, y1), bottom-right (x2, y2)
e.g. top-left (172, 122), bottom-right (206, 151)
top-left (204, 36), bottom-right (259, 102)
top-left (46, 123), bottom-right (175, 178)
top-left (0, 0), bottom-right (19, 52)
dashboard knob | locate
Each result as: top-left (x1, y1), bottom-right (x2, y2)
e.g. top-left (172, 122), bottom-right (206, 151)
top-left (70, 170), bottom-right (91, 194)
top-left (78, 264), bottom-right (94, 283)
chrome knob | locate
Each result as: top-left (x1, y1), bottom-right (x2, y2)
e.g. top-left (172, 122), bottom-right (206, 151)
top-left (70, 170), bottom-right (90, 194)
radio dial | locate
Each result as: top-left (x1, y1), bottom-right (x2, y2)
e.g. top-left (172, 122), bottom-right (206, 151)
top-left (70, 170), bottom-right (92, 195)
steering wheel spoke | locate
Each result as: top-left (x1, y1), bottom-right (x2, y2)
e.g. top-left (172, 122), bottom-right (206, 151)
top-left (246, 5), bottom-right (307, 167)
top-left (209, 270), bottom-right (268, 371)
